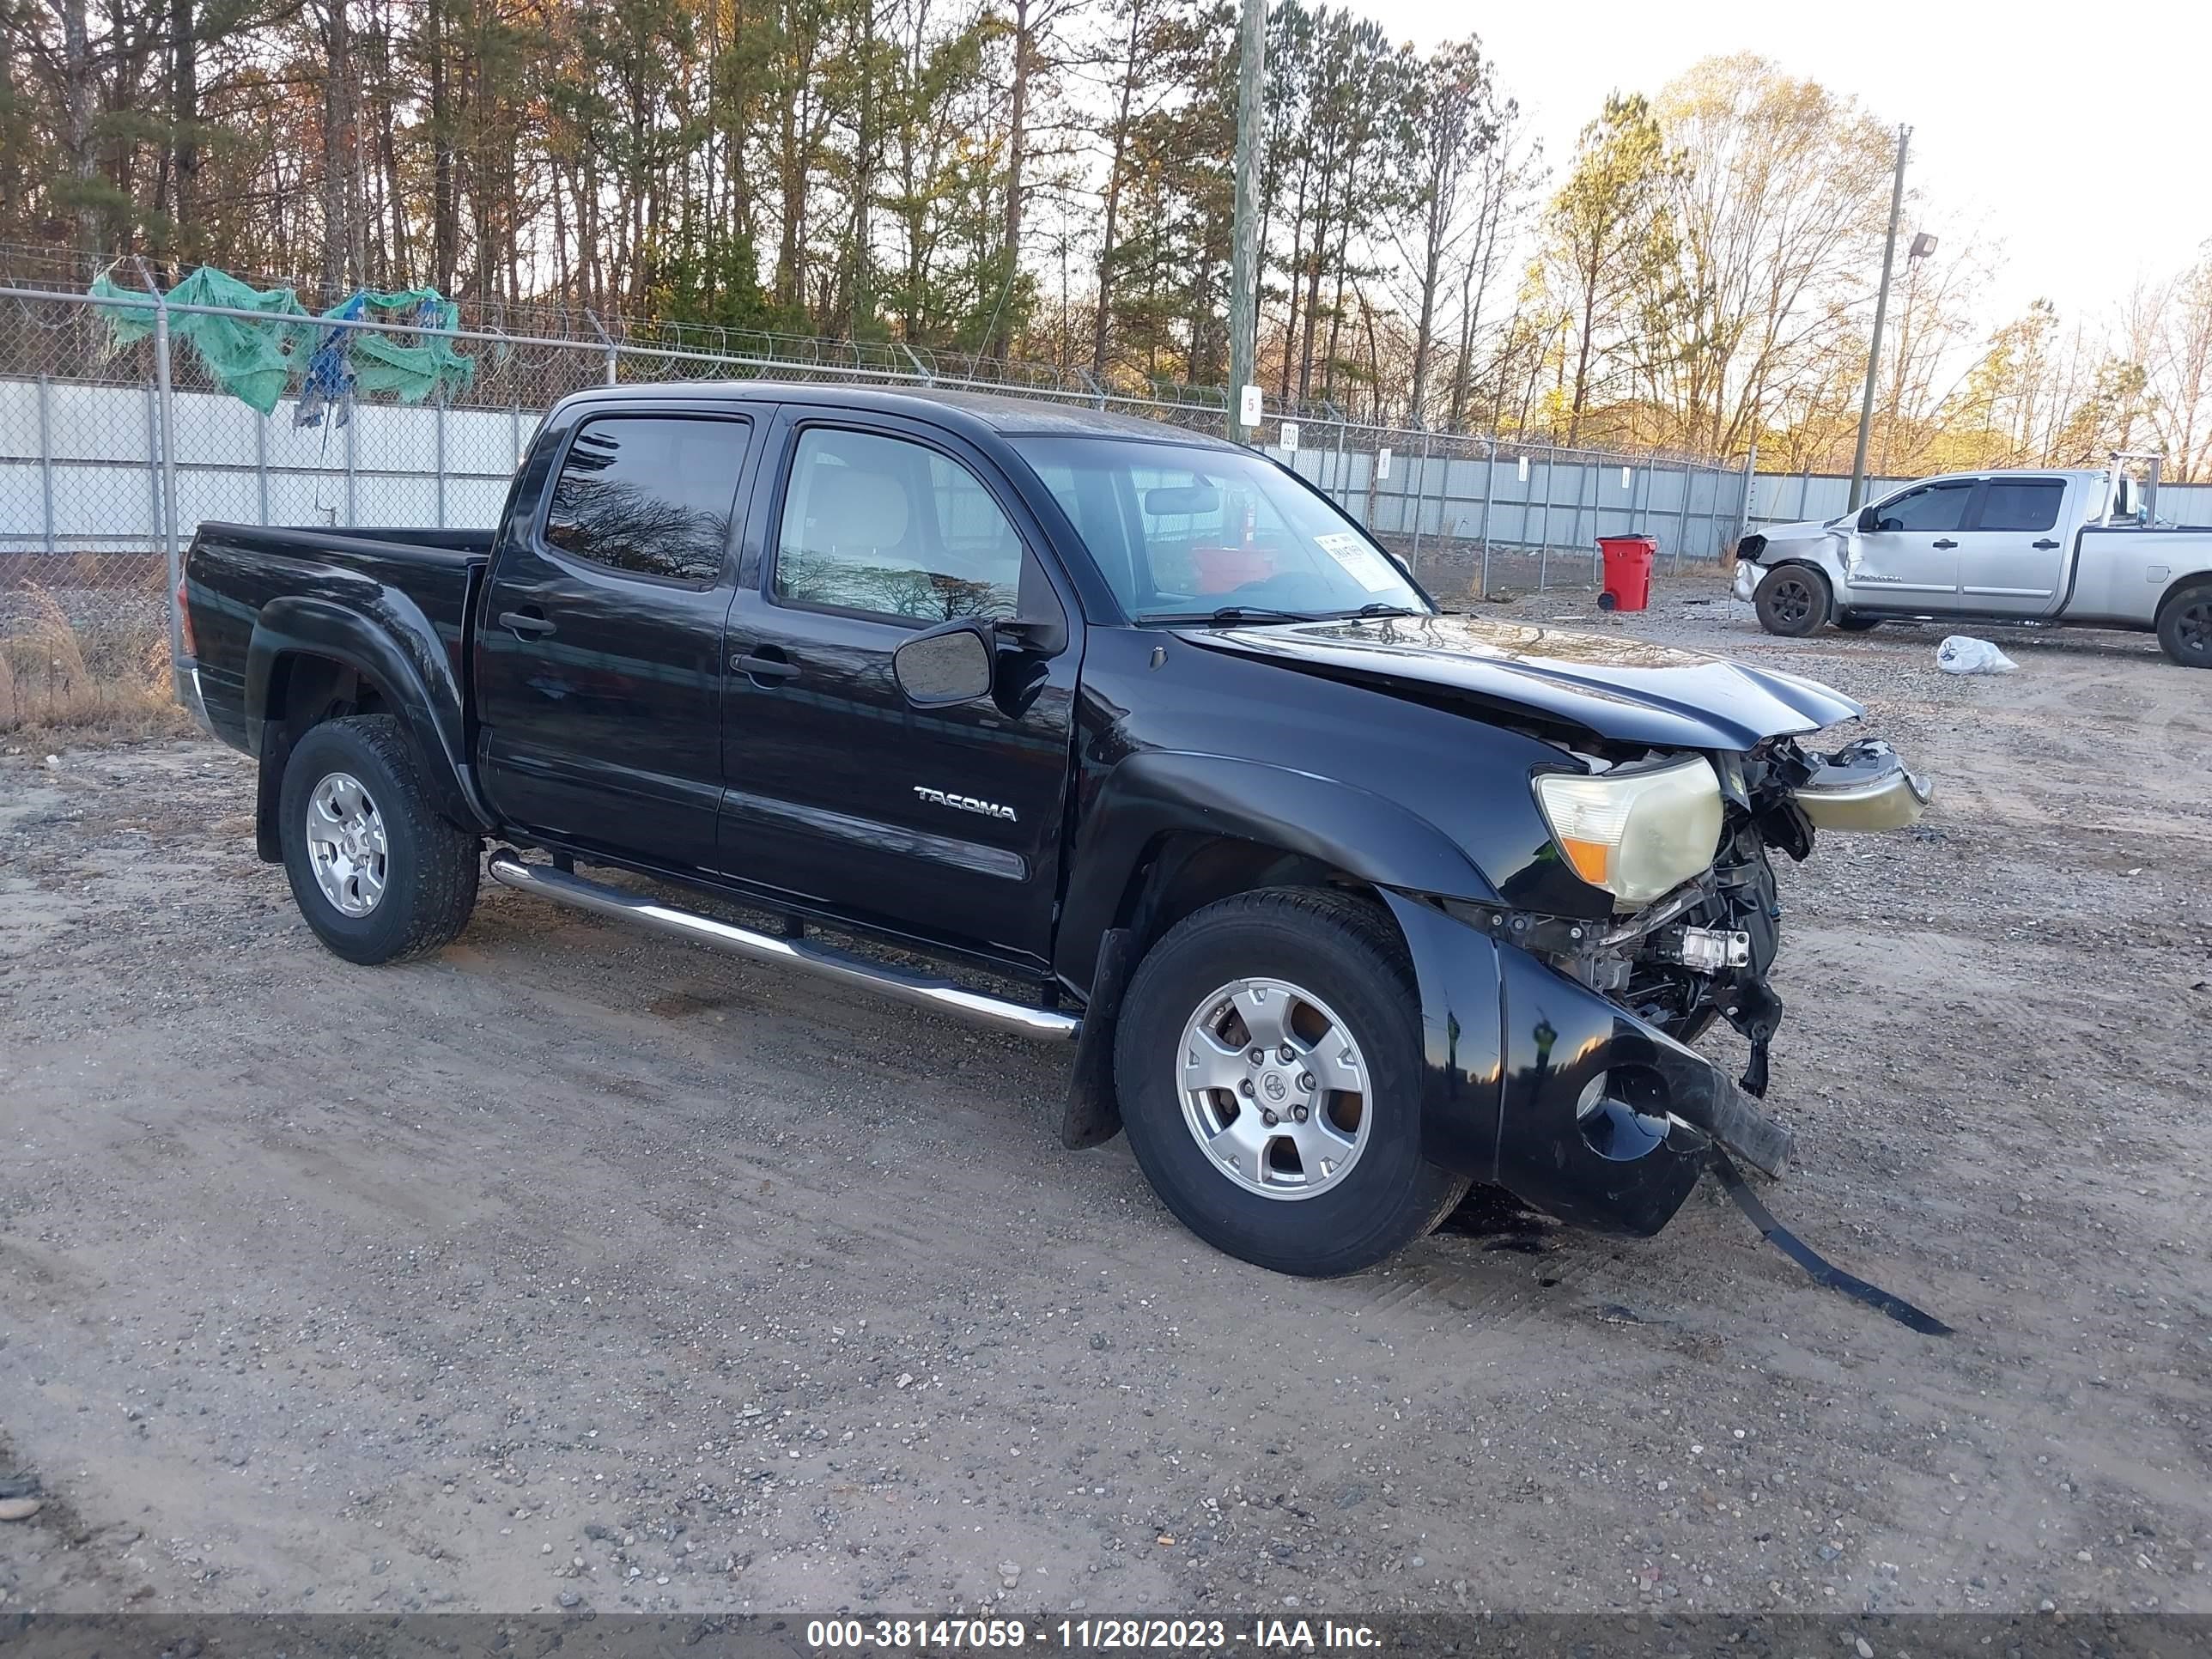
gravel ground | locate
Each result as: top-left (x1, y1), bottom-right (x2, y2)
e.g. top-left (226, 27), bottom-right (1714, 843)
top-left (1, 578), bottom-right (2207, 1620)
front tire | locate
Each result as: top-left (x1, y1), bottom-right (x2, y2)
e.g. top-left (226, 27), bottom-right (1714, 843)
top-left (279, 714), bottom-right (481, 965)
top-left (1755, 564), bottom-right (1831, 636)
top-left (2156, 580), bottom-right (2212, 667)
top-left (1112, 888), bottom-right (1468, 1278)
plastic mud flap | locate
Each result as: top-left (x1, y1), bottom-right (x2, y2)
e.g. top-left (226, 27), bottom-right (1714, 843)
top-left (1381, 895), bottom-right (1792, 1237)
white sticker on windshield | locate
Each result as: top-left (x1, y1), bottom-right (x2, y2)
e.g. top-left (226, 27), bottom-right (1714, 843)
top-left (1316, 532), bottom-right (1405, 593)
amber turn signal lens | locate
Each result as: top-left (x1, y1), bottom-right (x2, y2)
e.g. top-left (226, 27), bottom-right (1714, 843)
top-left (1557, 836), bottom-right (1611, 885)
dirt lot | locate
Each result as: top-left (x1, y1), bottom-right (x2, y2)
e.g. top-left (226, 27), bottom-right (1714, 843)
top-left (2, 577), bottom-right (2208, 1620)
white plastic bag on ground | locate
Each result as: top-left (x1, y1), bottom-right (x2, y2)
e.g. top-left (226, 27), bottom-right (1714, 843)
top-left (1936, 635), bottom-right (2018, 675)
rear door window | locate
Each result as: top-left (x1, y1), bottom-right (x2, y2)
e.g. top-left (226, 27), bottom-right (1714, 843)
top-left (544, 416), bottom-right (750, 582)
top-left (1872, 480), bottom-right (1976, 533)
top-left (1973, 478), bottom-right (2065, 533)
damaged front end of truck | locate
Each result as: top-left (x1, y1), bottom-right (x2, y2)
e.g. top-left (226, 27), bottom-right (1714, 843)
top-left (1077, 612), bottom-right (1936, 1249)
top-left (1392, 729), bottom-right (1930, 1237)
top-left (1538, 733), bottom-right (1929, 1096)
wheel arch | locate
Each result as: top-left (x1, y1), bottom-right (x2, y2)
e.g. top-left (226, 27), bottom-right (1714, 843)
top-left (246, 597), bottom-right (494, 861)
top-left (1753, 557), bottom-right (1836, 634)
top-left (2154, 570), bottom-right (2212, 665)
top-left (2154, 568), bottom-right (2212, 622)
top-left (1118, 832), bottom-right (1363, 956)
top-left (1759, 556), bottom-right (1838, 592)
top-left (1054, 750), bottom-right (1502, 996)
top-left (1054, 752), bottom-right (1507, 1170)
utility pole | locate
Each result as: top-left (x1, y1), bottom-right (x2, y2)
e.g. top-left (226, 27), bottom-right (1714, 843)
top-left (1225, 0), bottom-right (1265, 443)
top-left (1848, 123), bottom-right (1910, 512)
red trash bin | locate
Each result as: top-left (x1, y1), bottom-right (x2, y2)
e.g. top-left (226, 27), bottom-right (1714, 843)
top-left (1596, 535), bottom-right (1656, 611)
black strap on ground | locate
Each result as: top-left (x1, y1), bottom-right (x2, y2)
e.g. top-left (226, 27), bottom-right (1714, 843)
top-left (1711, 1151), bottom-right (1954, 1336)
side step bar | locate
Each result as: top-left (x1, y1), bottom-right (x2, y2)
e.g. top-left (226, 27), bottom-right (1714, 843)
top-left (485, 850), bottom-right (1083, 1044)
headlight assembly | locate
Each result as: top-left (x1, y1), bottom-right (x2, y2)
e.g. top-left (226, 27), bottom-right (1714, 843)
top-left (1533, 756), bottom-right (1724, 909)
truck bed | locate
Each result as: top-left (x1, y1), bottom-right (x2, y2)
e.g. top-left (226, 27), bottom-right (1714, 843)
top-left (185, 523), bottom-right (493, 750)
top-left (2068, 524), bottom-right (2212, 627)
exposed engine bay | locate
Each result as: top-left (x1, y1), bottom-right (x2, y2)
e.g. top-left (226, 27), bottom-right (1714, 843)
top-left (1534, 734), bottom-right (1928, 1100)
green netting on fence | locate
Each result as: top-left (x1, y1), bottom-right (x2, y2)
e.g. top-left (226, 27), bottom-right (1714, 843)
top-left (343, 291), bottom-right (475, 404)
top-left (87, 266), bottom-right (472, 416)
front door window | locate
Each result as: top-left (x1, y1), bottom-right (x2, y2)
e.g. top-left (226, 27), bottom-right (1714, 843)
top-left (773, 427), bottom-right (1024, 623)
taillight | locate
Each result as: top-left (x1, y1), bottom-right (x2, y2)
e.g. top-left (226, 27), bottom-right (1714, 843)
top-left (176, 573), bottom-right (198, 659)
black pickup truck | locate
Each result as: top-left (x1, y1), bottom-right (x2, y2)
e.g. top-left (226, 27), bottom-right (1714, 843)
top-left (179, 381), bottom-right (1929, 1277)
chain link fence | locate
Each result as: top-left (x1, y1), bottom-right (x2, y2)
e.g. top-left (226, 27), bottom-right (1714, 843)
top-left (0, 273), bottom-right (1749, 728)
top-left (1264, 427), bottom-right (1753, 601)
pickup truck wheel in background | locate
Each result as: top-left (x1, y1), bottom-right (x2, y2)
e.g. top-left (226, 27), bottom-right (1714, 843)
top-left (278, 714), bottom-right (481, 965)
top-left (1753, 565), bottom-right (1831, 637)
top-left (2155, 580), bottom-right (2212, 668)
top-left (1112, 887), bottom-right (1468, 1278)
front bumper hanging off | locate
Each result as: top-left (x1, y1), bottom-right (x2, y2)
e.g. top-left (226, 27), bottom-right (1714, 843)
top-left (1382, 892), bottom-right (1793, 1237)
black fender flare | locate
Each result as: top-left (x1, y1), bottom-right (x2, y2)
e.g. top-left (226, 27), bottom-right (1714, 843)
top-left (246, 593), bottom-right (495, 834)
top-left (1054, 750), bottom-right (1504, 993)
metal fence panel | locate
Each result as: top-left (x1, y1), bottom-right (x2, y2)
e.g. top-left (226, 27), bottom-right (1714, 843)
top-left (2, 279), bottom-right (1753, 725)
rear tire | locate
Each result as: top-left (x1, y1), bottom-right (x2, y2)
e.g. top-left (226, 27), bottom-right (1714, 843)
top-left (1112, 887), bottom-right (1468, 1278)
top-left (279, 714), bottom-right (480, 965)
top-left (1754, 564), bottom-right (1831, 636)
top-left (2156, 580), bottom-right (2212, 667)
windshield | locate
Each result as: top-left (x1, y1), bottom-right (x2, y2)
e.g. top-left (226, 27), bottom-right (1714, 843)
top-left (1010, 435), bottom-right (1431, 623)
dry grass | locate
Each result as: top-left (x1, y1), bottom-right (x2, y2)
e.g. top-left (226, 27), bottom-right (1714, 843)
top-left (0, 585), bottom-right (191, 744)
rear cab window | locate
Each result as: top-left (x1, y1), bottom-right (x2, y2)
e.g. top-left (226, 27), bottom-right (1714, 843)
top-left (1972, 478), bottom-right (2065, 533)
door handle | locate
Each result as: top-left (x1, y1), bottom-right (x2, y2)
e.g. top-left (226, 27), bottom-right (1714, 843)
top-left (733, 650), bottom-right (799, 683)
top-left (2032, 538), bottom-right (2060, 550)
top-left (1932, 538), bottom-right (1958, 550)
top-left (498, 609), bottom-right (556, 637)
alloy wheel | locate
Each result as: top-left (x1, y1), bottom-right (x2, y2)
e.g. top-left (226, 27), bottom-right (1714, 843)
top-left (305, 770), bottom-right (389, 917)
top-left (1769, 576), bottom-right (1813, 628)
top-left (2179, 599), bottom-right (2212, 659)
top-left (1175, 976), bottom-right (1371, 1200)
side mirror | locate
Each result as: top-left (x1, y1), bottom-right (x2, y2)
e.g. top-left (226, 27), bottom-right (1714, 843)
top-left (1856, 506), bottom-right (1880, 533)
top-left (893, 619), bottom-right (996, 707)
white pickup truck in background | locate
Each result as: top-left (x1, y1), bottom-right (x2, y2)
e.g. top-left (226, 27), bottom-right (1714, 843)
top-left (1733, 455), bottom-right (2212, 667)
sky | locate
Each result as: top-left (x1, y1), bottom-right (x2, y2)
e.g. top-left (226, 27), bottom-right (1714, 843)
top-left (1361, 0), bottom-right (2210, 327)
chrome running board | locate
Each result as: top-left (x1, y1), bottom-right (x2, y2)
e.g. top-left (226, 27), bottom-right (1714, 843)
top-left (485, 851), bottom-right (1082, 1044)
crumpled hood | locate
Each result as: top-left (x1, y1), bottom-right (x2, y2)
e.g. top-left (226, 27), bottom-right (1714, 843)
top-left (1753, 517), bottom-right (1844, 547)
top-left (1180, 614), bottom-right (1863, 750)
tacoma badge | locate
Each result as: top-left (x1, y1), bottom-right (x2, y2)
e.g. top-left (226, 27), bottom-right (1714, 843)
top-left (914, 785), bottom-right (1017, 823)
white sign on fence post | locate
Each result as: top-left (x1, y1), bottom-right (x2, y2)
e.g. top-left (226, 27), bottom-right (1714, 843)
top-left (1238, 384), bottom-right (1263, 428)
top-left (1376, 447), bottom-right (1392, 481)
top-left (1279, 422), bottom-right (1299, 453)
top-left (1517, 453), bottom-right (1529, 483)
top-left (1621, 465), bottom-right (1632, 489)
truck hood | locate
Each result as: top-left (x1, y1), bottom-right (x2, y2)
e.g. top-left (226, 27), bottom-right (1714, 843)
top-left (1181, 614), bottom-right (1863, 750)
top-left (1754, 517), bottom-right (1845, 546)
